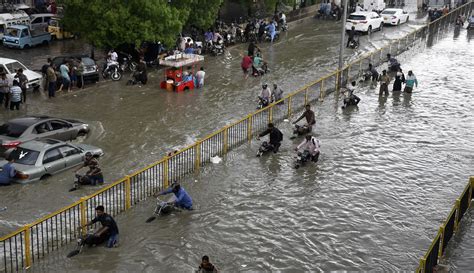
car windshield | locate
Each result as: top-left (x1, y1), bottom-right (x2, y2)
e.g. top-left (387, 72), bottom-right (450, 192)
top-left (4, 61), bottom-right (28, 75)
top-left (9, 147), bottom-right (39, 165)
top-left (348, 15), bottom-right (366, 20)
top-left (81, 57), bottom-right (95, 66)
top-left (0, 122), bottom-right (28, 137)
top-left (5, 28), bottom-right (19, 37)
top-left (382, 10), bottom-right (397, 14)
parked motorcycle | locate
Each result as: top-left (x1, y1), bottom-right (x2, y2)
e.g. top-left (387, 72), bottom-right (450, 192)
top-left (102, 61), bottom-right (122, 81)
top-left (120, 54), bottom-right (137, 72)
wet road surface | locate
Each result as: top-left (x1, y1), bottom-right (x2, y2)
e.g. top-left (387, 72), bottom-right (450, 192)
top-left (28, 25), bottom-right (474, 271)
top-left (0, 17), bottom-right (429, 235)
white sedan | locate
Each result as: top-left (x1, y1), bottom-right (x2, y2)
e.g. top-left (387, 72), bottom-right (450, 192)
top-left (381, 8), bottom-right (409, 25)
top-left (345, 12), bottom-right (384, 34)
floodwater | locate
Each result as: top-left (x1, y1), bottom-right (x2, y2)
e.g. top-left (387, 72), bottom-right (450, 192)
top-left (0, 16), bottom-right (429, 235)
top-left (26, 21), bottom-right (474, 271)
top-left (446, 210), bottom-right (474, 270)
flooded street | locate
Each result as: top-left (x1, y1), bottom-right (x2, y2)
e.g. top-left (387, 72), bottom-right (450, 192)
top-left (27, 22), bottom-right (474, 271)
top-left (0, 17), bottom-right (428, 235)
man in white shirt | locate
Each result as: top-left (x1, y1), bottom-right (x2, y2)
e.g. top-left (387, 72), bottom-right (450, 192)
top-left (258, 83), bottom-right (272, 107)
top-left (9, 80), bottom-right (22, 110)
top-left (295, 135), bottom-right (321, 162)
top-left (195, 67), bottom-right (206, 88)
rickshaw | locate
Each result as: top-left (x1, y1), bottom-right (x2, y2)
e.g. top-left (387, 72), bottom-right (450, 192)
top-left (159, 53), bottom-right (204, 92)
top-left (48, 17), bottom-right (74, 40)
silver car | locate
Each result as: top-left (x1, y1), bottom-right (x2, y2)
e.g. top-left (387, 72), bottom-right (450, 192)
top-left (0, 116), bottom-right (90, 157)
top-left (0, 139), bottom-right (103, 184)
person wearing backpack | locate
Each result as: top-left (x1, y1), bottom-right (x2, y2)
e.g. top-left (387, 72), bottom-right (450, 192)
top-left (295, 135), bottom-right (321, 162)
top-left (257, 123), bottom-right (283, 153)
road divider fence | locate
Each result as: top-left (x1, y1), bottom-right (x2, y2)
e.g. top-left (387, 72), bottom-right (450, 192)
top-left (1, 2), bottom-right (471, 271)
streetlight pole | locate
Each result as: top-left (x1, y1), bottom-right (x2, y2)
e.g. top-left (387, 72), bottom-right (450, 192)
top-left (338, 0), bottom-right (349, 89)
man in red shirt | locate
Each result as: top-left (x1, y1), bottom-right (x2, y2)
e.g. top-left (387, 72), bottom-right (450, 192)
top-left (241, 54), bottom-right (253, 79)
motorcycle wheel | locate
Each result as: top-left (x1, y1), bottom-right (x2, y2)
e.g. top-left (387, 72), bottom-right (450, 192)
top-left (111, 71), bottom-right (122, 81)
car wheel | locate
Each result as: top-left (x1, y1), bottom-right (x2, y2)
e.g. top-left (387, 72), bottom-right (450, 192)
top-left (40, 174), bottom-right (51, 180)
top-left (367, 26), bottom-right (372, 35)
top-left (78, 130), bottom-right (88, 137)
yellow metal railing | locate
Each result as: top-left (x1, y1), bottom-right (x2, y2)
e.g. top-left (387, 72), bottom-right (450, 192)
top-left (0, 2), bottom-right (472, 271)
top-left (417, 177), bottom-right (474, 272)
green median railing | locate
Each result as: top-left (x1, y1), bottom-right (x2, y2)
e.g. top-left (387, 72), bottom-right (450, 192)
top-left (1, 2), bottom-right (472, 271)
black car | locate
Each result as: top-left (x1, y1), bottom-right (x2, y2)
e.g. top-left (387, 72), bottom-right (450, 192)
top-left (52, 55), bottom-right (100, 85)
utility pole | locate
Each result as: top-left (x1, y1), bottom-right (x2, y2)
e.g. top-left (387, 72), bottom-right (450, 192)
top-left (338, 0), bottom-right (349, 90)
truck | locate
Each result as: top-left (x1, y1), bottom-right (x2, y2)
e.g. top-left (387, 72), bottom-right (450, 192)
top-left (2, 24), bottom-right (51, 49)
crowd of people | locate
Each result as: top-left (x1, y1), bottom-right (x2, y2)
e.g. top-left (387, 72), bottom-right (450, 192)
top-left (0, 69), bottom-right (29, 111)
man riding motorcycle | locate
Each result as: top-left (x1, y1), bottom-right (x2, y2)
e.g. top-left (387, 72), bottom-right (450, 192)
top-left (258, 83), bottom-right (272, 108)
top-left (342, 81), bottom-right (361, 109)
top-left (295, 135), bottom-right (321, 163)
top-left (387, 54), bottom-right (401, 72)
top-left (293, 104), bottom-right (316, 135)
top-left (257, 123), bottom-right (283, 153)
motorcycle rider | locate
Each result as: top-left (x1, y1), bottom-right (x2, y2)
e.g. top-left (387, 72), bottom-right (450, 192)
top-left (155, 183), bottom-right (193, 210)
top-left (257, 123), bottom-right (283, 153)
top-left (347, 26), bottom-right (357, 48)
top-left (342, 81), bottom-right (360, 109)
top-left (265, 20), bottom-right (277, 42)
top-left (387, 54), bottom-right (401, 72)
top-left (295, 135), bottom-right (321, 162)
top-left (82, 205), bottom-right (119, 248)
top-left (272, 84), bottom-right (284, 103)
top-left (293, 104), bottom-right (316, 133)
top-left (103, 49), bottom-right (119, 73)
top-left (75, 152), bottom-right (104, 186)
top-left (259, 83), bottom-right (272, 107)
top-left (212, 30), bottom-right (223, 45)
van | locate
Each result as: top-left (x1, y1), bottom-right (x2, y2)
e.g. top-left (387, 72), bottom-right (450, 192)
top-left (0, 11), bottom-right (30, 39)
top-left (30, 13), bottom-right (54, 31)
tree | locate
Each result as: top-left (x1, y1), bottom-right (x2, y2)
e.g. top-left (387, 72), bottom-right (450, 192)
top-left (59, 0), bottom-right (192, 48)
top-left (185, 0), bottom-right (224, 29)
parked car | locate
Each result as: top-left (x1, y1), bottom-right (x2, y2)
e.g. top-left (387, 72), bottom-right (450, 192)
top-left (345, 11), bottom-right (384, 34)
top-left (0, 138), bottom-right (103, 183)
top-left (381, 8), bottom-right (409, 25)
top-left (2, 24), bottom-right (51, 49)
top-left (0, 116), bottom-right (90, 157)
top-left (0, 57), bottom-right (42, 90)
top-left (52, 55), bottom-right (99, 83)
top-left (29, 13), bottom-right (54, 31)
top-left (468, 15), bottom-right (474, 29)
top-left (48, 17), bottom-right (74, 40)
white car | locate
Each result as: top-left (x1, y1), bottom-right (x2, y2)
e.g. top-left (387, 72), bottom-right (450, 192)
top-left (345, 12), bottom-right (384, 34)
top-left (381, 8), bottom-right (409, 25)
top-left (0, 57), bottom-right (42, 90)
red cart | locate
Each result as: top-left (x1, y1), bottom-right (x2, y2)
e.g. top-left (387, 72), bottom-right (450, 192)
top-left (159, 53), bottom-right (204, 92)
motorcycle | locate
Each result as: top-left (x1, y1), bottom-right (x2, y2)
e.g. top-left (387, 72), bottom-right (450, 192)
top-left (69, 173), bottom-right (103, 192)
top-left (120, 54), bottom-right (137, 73)
top-left (264, 30), bottom-right (280, 42)
top-left (257, 96), bottom-right (270, 109)
top-left (102, 61), bottom-right (122, 81)
top-left (252, 63), bottom-right (269, 77)
top-left (66, 227), bottom-right (109, 258)
top-left (342, 92), bottom-right (361, 109)
top-left (292, 124), bottom-right (312, 137)
top-left (348, 36), bottom-right (359, 49)
top-left (145, 197), bottom-right (179, 223)
top-left (211, 40), bottom-right (225, 56)
top-left (294, 150), bottom-right (312, 169)
top-left (256, 141), bottom-right (274, 157)
top-left (236, 26), bottom-right (246, 43)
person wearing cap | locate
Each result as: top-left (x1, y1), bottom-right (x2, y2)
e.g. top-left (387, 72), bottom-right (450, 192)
top-left (155, 183), bottom-right (193, 210)
top-left (258, 83), bottom-right (272, 107)
top-left (75, 152), bottom-right (103, 185)
top-left (9, 80), bottom-right (22, 111)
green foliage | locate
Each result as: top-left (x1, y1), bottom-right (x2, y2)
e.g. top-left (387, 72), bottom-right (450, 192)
top-left (59, 0), bottom-right (222, 49)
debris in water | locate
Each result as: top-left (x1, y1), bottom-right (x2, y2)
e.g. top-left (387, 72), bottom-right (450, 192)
top-left (210, 155), bottom-right (222, 164)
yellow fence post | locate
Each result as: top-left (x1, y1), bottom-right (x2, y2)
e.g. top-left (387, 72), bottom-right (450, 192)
top-left (268, 107), bottom-right (273, 124)
top-left (223, 127), bottom-right (229, 154)
top-left (358, 59), bottom-right (362, 79)
top-left (247, 114), bottom-right (252, 141)
top-left (419, 258), bottom-right (425, 272)
top-left (24, 225), bottom-right (31, 268)
top-left (195, 141), bottom-right (201, 171)
top-left (335, 70), bottom-right (339, 91)
top-left (438, 226), bottom-right (445, 258)
top-left (304, 88), bottom-right (308, 105)
top-left (163, 157), bottom-right (169, 188)
top-left (80, 197), bottom-right (87, 235)
top-left (454, 198), bottom-right (461, 231)
top-left (125, 175), bottom-right (131, 210)
top-left (319, 79), bottom-right (325, 101)
top-left (287, 96), bottom-right (292, 118)
top-left (347, 65), bottom-right (351, 83)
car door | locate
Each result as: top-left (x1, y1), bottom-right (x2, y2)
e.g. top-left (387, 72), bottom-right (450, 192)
top-left (58, 145), bottom-right (83, 168)
top-left (48, 120), bottom-right (74, 141)
top-left (42, 147), bottom-right (66, 174)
